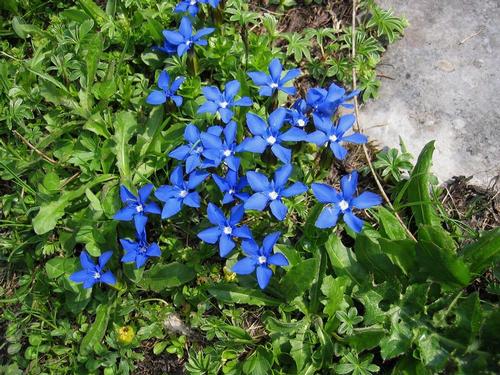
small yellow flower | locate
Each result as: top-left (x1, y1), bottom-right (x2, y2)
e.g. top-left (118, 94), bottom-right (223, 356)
top-left (117, 326), bottom-right (135, 345)
top-left (223, 267), bottom-right (237, 282)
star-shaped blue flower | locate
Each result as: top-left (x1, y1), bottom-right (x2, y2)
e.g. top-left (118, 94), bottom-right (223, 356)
top-left (113, 184), bottom-right (161, 233)
top-left (120, 230), bottom-right (161, 269)
top-left (155, 166), bottom-right (209, 219)
top-left (244, 164), bottom-right (308, 221)
top-left (248, 58), bottom-right (301, 97)
top-left (308, 114), bottom-right (367, 160)
top-left (162, 17), bottom-right (214, 57)
top-left (312, 171), bottom-right (382, 232)
top-left (239, 108), bottom-right (306, 164)
top-left (69, 251), bottom-right (116, 289)
top-left (200, 120), bottom-right (241, 171)
top-left (197, 80), bottom-right (253, 124)
top-left (146, 70), bottom-right (185, 107)
top-left (169, 124), bottom-right (223, 173)
top-left (232, 232), bottom-right (288, 289)
top-left (153, 39), bottom-right (177, 55)
top-left (197, 203), bottom-right (253, 257)
top-left (286, 99), bottom-right (309, 128)
top-left (306, 83), bottom-right (360, 121)
top-left (212, 170), bottom-right (250, 204)
top-left (174, 0), bottom-right (219, 16)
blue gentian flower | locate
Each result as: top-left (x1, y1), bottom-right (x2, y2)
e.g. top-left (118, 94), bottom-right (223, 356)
top-left (69, 251), bottom-right (116, 289)
top-left (248, 58), bottom-right (301, 97)
top-left (169, 124), bottom-right (223, 173)
top-left (232, 232), bottom-right (288, 289)
top-left (162, 17), bottom-right (215, 57)
top-left (244, 164), bottom-right (307, 221)
top-left (114, 184), bottom-right (161, 233)
top-left (197, 80), bottom-right (253, 124)
top-left (312, 171), bottom-right (382, 232)
top-left (174, 0), bottom-right (219, 15)
top-left (239, 108), bottom-right (306, 164)
top-left (153, 39), bottom-right (177, 55)
top-left (200, 120), bottom-right (241, 171)
top-left (213, 170), bottom-right (250, 204)
top-left (155, 166), bottom-right (209, 219)
top-left (306, 83), bottom-right (360, 121)
top-left (286, 99), bottom-right (309, 128)
top-left (120, 230), bottom-right (161, 269)
top-left (197, 203), bottom-right (253, 257)
top-left (146, 70), bottom-right (185, 107)
top-left (308, 114), bottom-right (367, 160)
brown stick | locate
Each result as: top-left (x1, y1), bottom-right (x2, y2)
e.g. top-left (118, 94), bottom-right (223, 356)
top-left (351, 0), bottom-right (417, 242)
top-left (13, 130), bottom-right (58, 165)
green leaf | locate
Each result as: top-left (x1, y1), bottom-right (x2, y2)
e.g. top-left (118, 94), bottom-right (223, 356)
top-left (407, 141), bottom-right (440, 227)
top-left (140, 262), bottom-right (195, 292)
top-left (113, 111), bottom-right (137, 183)
top-left (416, 239), bottom-right (470, 290)
top-left (208, 284), bottom-right (281, 306)
top-left (279, 258), bottom-right (318, 301)
top-left (354, 235), bottom-right (402, 282)
top-left (321, 275), bottom-right (349, 317)
top-left (324, 234), bottom-right (366, 285)
top-left (45, 258), bottom-right (78, 279)
top-left (243, 347), bottom-right (272, 375)
top-left (346, 327), bottom-right (386, 352)
top-left (461, 228), bottom-right (500, 274)
top-left (80, 304), bottom-right (110, 355)
top-left (380, 318), bottom-right (412, 360)
top-left (378, 238), bottom-right (416, 276)
top-left (377, 206), bottom-right (408, 240)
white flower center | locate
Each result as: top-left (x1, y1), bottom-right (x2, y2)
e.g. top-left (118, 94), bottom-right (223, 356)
top-left (190, 0), bottom-right (196, 4)
top-left (139, 246), bottom-right (147, 254)
top-left (268, 191), bottom-right (279, 200)
top-left (297, 119), bottom-right (305, 127)
top-left (228, 189), bottom-right (235, 195)
top-left (258, 256), bottom-right (267, 264)
top-left (186, 40), bottom-right (192, 46)
top-left (195, 146), bottom-right (203, 154)
top-left (223, 149), bottom-right (232, 157)
top-left (223, 226), bottom-right (232, 235)
top-left (93, 272), bottom-right (101, 279)
top-left (329, 134), bottom-right (338, 142)
top-left (179, 190), bottom-right (188, 198)
top-left (220, 101), bottom-right (229, 109)
top-left (270, 83), bottom-right (279, 89)
top-left (339, 200), bottom-right (349, 211)
top-left (266, 135), bottom-right (276, 145)
top-left (135, 205), bottom-right (144, 213)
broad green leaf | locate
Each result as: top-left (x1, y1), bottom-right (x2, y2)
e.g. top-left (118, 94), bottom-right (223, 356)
top-left (418, 225), bottom-right (456, 252)
top-left (407, 141), bottom-right (441, 227)
top-left (242, 347), bottom-right (272, 375)
top-left (378, 238), bottom-right (416, 275)
top-left (324, 234), bottom-right (366, 285)
top-left (415, 331), bottom-right (448, 370)
top-left (76, 0), bottom-right (108, 26)
top-left (416, 240), bottom-right (470, 289)
top-left (80, 304), bottom-right (110, 355)
top-left (355, 235), bottom-right (402, 282)
top-left (45, 258), bottom-right (78, 279)
top-left (279, 258), bottom-right (318, 301)
top-left (346, 327), bottom-right (386, 352)
top-left (321, 275), bottom-right (349, 317)
top-left (208, 284), bottom-right (281, 306)
top-left (380, 317), bottom-right (412, 360)
top-left (113, 111), bottom-right (137, 183)
top-left (140, 262), bottom-right (195, 292)
top-left (461, 228), bottom-right (500, 274)
top-left (85, 33), bottom-right (102, 93)
top-left (377, 206), bottom-right (408, 240)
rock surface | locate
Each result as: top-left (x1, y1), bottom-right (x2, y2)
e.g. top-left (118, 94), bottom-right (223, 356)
top-left (359, 0), bottom-right (500, 188)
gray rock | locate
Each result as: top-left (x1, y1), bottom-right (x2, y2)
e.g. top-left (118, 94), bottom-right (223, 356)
top-left (359, 0), bottom-right (500, 188)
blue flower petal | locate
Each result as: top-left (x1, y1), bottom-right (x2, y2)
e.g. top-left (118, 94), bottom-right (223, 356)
top-left (270, 199), bottom-right (288, 221)
top-left (198, 226), bottom-right (222, 244)
top-left (134, 214), bottom-right (148, 233)
top-left (330, 142), bottom-right (348, 160)
top-left (161, 198), bottom-right (182, 219)
top-left (100, 271), bottom-right (116, 285)
top-left (113, 206), bottom-right (136, 221)
top-left (343, 211), bottom-right (364, 233)
top-left (246, 113), bottom-right (268, 136)
top-left (80, 251), bottom-right (94, 270)
top-left (232, 225), bottom-right (253, 239)
top-left (271, 144), bottom-right (291, 164)
top-left (262, 231), bottom-right (281, 254)
top-left (207, 203), bottom-right (226, 225)
top-left (280, 68), bottom-right (301, 84)
top-left (351, 192), bottom-right (382, 209)
top-left (232, 257), bottom-right (257, 275)
top-left (219, 234), bottom-right (235, 257)
top-left (183, 192), bottom-right (201, 208)
top-left (233, 97), bottom-right (252, 106)
top-left (268, 253), bottom-right (289, 267)
top-left (340, 171), bottom-right (358, 200)
top-left (242, 239), bottom-right (259, 256)
top-left (219, 108), bottom-right (234, 124)
top-left (246, 171), bottom-right (270, 192)
top-left (280, 127), bottom-right (306, 142)
top-left (138, 184), bottom-right (154, 203)
top-left (169, 145), bottom-right (191, 160)
top-left (162, 30), bottom-right (184, 45)
top-left (146, 243), bottom-right (161, 257)
top-left (274, 164), bottom-right (292, 188)
top-left (202, 86), bottom-right (222, 101)
top-left (311, 183), bottom-right (339, 204)
top-left (337, 114), bottom-right (356, 134)
top-left (315, 206), bottom-right (340, 229)
top-left (307, 130), bottom-right (328, 145)
top-left (120, 185), bottom-right (136, 203)
top-left (146, 90), bottom-right (167, 105)
top-left (268, 58), bottom-right (282, 82)
top-left (170, 166), bottom-right (185, 187)
top-left (281, 182), bottom-right (308, 198)
top-left (256, 265), bottom-right (273, 289)
top-left (342, 133), bottom-right (367, 144)
top-left (157, 70), bottom-right (170, 90)
top-left (229, 204), bottom-right (245, 225)
top-left (248, 71), bottom-right (271, 86)
top-left (244, 193), bottom-right (269, 211)
top-left (69, 270), bottom-right (89, 283)
top-left (98, 251), bottom-right (113, 269)
top-left (121, 250), bottom-right (137, 263)
top-left (187, 171), bottom-right (209, 189)
top-left (178, 17), bottom-right (193, 38)
top-left (155, 186), bottom-right (177, 201)
top-left (239, 136), bottom-right (267, 154)
top-left (268, 108), bottom-right (287, 133)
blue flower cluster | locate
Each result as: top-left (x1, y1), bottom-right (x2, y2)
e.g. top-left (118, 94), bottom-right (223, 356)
top-left (70, 6), bottom-right (381, 291)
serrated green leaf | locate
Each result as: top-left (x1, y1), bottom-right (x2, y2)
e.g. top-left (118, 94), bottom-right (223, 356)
top-left (80, 304), bottom-right (110, 355)
top-left (461, 228), bottom-right (500, 274)
top-left (324, 234), bottom-right (366, 285)
top-left (279, 258), bottom-right (318, 301)
top-left (113, 111), bottom-right (137, 183)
